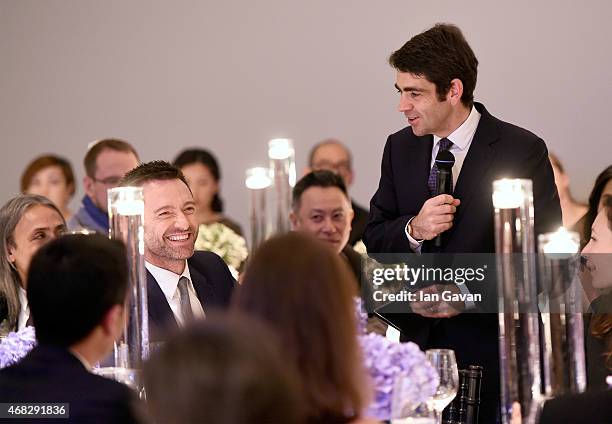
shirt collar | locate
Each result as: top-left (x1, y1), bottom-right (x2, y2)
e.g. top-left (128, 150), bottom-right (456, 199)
top-left (18, 286), bottom-right (28, 312)
top-left (433, 105), bottom-right (481, 150)
top-left (69, 348), bottom-right (93, 371)
top-left (145, 260), bottom-right (192, 300)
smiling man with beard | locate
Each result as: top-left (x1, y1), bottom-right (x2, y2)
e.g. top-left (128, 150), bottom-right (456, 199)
top-left (120, 161), bottom-right (235, 342)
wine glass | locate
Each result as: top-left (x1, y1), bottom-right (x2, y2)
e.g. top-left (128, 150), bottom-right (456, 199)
top-left (426, 349), bottom-right (459, 424)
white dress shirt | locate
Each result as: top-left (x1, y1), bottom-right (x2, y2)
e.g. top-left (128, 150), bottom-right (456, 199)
top-left (406, 105), bottom-right (482, 249)
top-left (17, 286), bottom-right (30, 331)
top-left (145, 261), bottom-right (205, 326)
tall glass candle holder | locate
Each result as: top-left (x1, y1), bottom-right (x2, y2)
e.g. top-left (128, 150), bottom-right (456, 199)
top-left (268, 138), bottom-right (296, 234)
top-left (245, 167), bottom-right (272, 252)
top-left (107, 187), bottom-right (149, 390)
top-left (538, 228), bottom-right (585, 397)
top-left (493, 178), bottom-right (542, 424)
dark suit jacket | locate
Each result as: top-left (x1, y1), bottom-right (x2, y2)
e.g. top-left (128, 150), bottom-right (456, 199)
top-left (349, 200), bottom-right (369, 246)
top-left (147, 250), bottom-right (235, 342)
top-left (363, 103), bottom-right (562, 423)
top-left (539, 390), bottom-right (612, 424)
top-left (0, 345), bottom-right (140, 423)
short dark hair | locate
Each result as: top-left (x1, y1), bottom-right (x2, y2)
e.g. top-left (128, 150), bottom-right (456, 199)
top-left (173, 148), bottom-right (224, 213)
top-left (120, 160), bottom-right (191, 192)
top-left (84, 139), bottom-right (139, 178)
top-left (144, 314), bottom-right (304, 424)
top-left (27, 234), bottom-right (128, 347)
top-left (389, 23), bottom-right (478, 107)
top-left (20, 155), bottom-right (76, 196)
top-left (292, 170), bottom-right (348, 210)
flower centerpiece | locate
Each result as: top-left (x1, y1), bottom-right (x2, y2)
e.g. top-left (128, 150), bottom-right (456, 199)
top-left (355, 300), bottom-right (439, 420)
top-left (0, 326), bottom-right (36, 369)
top-left (194, 222), bottom-right (248, 279)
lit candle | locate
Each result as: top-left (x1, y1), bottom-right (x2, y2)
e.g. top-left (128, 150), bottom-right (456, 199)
top-left (539, 227), bottom-right (580, 257)
top-left (245, 167), bottom-right (272, 189)
top-left (492, 179), bottom-right (531, 209)
top-left (268, 138), bottom-right (294, 160)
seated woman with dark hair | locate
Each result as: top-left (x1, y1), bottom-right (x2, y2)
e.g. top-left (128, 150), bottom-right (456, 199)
top-left (573, 165), bottom-right (612, 306)
top-left (0, 195), bottom-right (66, 335)
top-left (574, 165), bottom-right (612, 249)
top-left (21, 154), bottom-right (76, 221)
top-left (143, 315), bottom-right (304, 424)
top-left (232, 232), bottom-right (378, 424)
top-left (582, 194), bottom-right (612, 389)
top-left (173, 148), bottom-right (242, 235)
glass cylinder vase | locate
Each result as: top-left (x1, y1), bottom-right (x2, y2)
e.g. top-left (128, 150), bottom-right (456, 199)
top-left (107, 187), bottom-right (149, 391)
top-left (268, 138), bottom-right (296, 235)
top-left (493, 178), bottom-right (542, 424)
top-left (245, 167), bottom-right (272, 252)
top-left (538, 228), bottom-right (585, 397)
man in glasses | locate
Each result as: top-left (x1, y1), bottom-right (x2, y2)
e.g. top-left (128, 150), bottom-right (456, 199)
top-left (68, 138), bottom-right (140, 233)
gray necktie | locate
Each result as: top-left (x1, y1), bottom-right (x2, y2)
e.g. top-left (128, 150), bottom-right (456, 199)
top-left (177, 276), bottom-right (194, 323)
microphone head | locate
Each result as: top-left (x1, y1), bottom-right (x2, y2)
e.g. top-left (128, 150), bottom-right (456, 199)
top-left (435, 149), bottom-right (455, 170)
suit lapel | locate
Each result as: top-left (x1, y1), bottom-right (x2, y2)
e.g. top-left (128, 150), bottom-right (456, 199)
top-left (449, 104), bottom-right (499, 236)
top-left (146, 270), bottom-right (178, 330)
top-left (403, 134), bottom-right (433, 212)
top-left (188, 259), bottom-right (216, 315)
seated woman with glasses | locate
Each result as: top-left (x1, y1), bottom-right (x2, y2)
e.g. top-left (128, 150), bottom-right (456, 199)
top-left (0, 195), bottom-right (66, 335)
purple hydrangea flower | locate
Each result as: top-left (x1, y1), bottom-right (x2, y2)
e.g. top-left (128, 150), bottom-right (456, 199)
top-left (0, 326), bottom-right (37, 369)
top-left (355, 298), bottom-right (439, 420)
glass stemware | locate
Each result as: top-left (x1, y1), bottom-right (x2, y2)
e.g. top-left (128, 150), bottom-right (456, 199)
top-left (426, 349), bottom-right (459, 424)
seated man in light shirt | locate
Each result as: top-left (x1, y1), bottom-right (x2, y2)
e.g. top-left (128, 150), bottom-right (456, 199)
top-left (120, 161), bottom-right (235, 342)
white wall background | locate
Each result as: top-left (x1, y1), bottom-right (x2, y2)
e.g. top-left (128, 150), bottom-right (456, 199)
top-left (1, 0), bottom-right (610, 235)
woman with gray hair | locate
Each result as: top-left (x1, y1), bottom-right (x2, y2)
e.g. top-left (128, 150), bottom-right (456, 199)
top-left (0, 195), bottom-right (66, 335)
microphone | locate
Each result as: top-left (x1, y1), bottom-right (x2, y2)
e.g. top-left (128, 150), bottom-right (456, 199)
top-left (434, 149), bottom-right (455, 248)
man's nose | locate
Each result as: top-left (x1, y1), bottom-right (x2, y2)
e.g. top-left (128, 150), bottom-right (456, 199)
top-left (321, 217), bottom-right (336, 233)
top-left (175, 211), bottom-right (191, 229)
top-left (398, 95), bottom-right (412, 112)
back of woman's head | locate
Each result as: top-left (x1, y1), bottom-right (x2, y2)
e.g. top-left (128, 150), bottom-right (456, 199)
top-left (143, 314), bottom-right (304, 424)
top-left (232, 232), bottom-right (368, 422)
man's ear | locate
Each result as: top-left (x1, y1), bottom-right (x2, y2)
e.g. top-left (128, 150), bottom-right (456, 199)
top-left (345, 169), bottom-right (355, 187)
top-left (101, 304), bottom-right (125, 339)
top-left (448, 78), bottom-right (464, 106)
top-left (289, 210), bottom-right (298, 229)
top-left (83, 176), bottom-right (95, 198)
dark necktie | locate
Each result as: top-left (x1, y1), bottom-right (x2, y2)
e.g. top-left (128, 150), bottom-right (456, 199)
top-left (427, 138), bottom-right (454, 196)
top-left (177, 276), bottom-right (194, 323)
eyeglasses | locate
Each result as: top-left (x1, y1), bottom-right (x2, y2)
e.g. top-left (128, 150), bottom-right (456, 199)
top-left (91, 176), bottom-right (123, 186)
top-left (312, 160), bottom-right (351, 173)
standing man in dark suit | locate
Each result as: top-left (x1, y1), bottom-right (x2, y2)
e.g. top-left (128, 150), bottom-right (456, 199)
top-left (363, 24), bottom-right (561, 422)
top-left (0, 234), bottom-right (141, 423)
top-left (121, 161), bottom-right (235, 342)
top-left (307, 139), bottom-right (369, 246)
